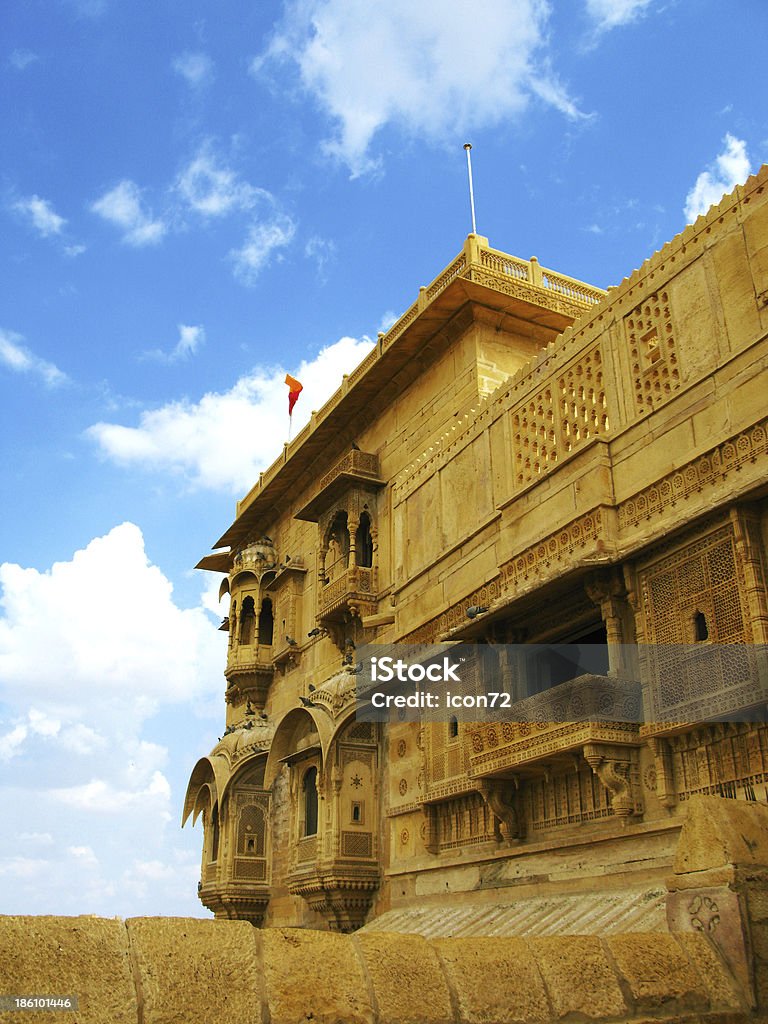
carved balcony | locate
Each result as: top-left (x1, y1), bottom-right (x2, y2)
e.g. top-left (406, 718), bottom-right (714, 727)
top-left (318, 565), bottom-right (379, 625)
top-left (198, 873), bottom-right (270, 927)
top-left (466, 674), bottom-right (643, 818)
top-left (225, 644), bottom-right (275, 708)
top-left (286, 836), bottom-right (380, 932)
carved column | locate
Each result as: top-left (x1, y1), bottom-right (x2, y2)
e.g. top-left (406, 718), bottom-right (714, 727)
top-left (731, 505), bottom-right (768, 643)
top-left (585, 569), bottom-right (628, 676)
top-left (648, 736), bottom-right (676, 808)
top-left (420, 803), bottom-right (438, 854)
top-left (348, 515), bottom-right (359, 569)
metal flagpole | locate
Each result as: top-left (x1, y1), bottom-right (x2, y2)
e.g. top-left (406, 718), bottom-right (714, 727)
top-left (464, 143), bottom-right (477, 235)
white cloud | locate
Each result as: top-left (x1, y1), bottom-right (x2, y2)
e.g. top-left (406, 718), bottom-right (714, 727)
top-left (0, 523), bottom-right (225, 915)
top-left (585, 0), bottom-right (653, 31)
top-left (8, 48), bottom-right (39, 71)
top-left (176, 148), bottom-right (264, 217)
top-left (13, 194), bottom-right (66, 237)
top-left (172, 51), bottom-right (214, 87)
top-left (144, 323), bottom-right (206, 363)
top-left (254, 0), bottom-right (584, 175)
top-left (91, 180), bottom-right (166, 246)
top-left (0, 522), bottom-right (223, 710)
top-left (0, 724), bottom-right (27, 761)
top-left (0, 328), bottom-right (67, 387)
top-left (684, 134), bottom-right (751, 223)
top-left (304, 235), bottom-right (336, 279)
top-left (86, 334), bottom-right (375, 493)
top-left (231, 216), bottom-right (296, 284)
top-left (50, 772), bottom-right (171, 817)
top-left (68, 845), bottom-right (99, 867)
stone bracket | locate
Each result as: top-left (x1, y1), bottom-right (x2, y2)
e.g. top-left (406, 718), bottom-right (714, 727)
top-left (583, 742), bottom-right (640, 818)
top-left (477, 779), bottom-right (521, 842)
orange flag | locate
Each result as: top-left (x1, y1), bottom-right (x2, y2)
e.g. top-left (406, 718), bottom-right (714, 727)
top-left (285, 374), bottom-right (303, 415)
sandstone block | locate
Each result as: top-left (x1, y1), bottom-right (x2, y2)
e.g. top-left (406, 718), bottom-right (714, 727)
top-left (261, 928), bottom-right (374, 1024)
top-left (434, 935), bottom-right (550, 1024)
top-left (672, 932), bottom-right (746, 1011)
top-left (126, 917), bottom-right (262, 1024)
top-left (0, 915), bottom-right (135, 1024)
top-left (525, 934), bottom-right (627, 1019)
top-left (673, 796), bottom-right (768, 875)
top-left (356, 932), bottom-right (452, 1024)
top-left (606, 932), bottom-right (708, 1013)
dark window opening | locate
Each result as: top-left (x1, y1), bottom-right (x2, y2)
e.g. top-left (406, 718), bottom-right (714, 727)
top-left (525, 624), bottom-right (609, 695)
top-left (694, 611), bottom-right (709, 642)
top-left (258, 597), bottom-right (274, 646)
top-left (448, 716), bottom-right (459, 739)
top-left (356, 512), bottom-right (374, 568)
top-left (351, 802), bottom-right (362, 823)
top-left (239, 596), bottom-right (256, 644)
top-left (303, 766), bottom-right (318, 837)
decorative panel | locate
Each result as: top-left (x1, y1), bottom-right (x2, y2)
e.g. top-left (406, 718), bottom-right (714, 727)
top-left (625, 291), bottom-right (680, 414)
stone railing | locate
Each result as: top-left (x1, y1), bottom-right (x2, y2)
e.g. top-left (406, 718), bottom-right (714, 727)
top-left (319, 565), bottom-right (378, 617)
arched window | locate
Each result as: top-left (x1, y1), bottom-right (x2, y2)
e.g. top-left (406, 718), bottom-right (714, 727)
top-left (448, 716), bottom-right (459, 740)
top-left (303, 766), bottom-right (318, 837)
top-left (258, 597), bottom-right (274, 646)
top-left (356, 512), bottom-right (374, 568)
top-left (238, 804), bottom-right (266, 857)
top-left (239, 596), bottom-right (256, 644)
top-left (325, 513), bottom-right (350, 581)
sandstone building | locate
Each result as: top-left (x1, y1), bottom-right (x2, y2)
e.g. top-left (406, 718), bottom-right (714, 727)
top-left (184, 165), bottom-right (768, 937)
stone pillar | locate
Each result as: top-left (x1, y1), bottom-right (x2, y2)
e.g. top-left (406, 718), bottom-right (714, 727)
top-left (665, 794), bottom-right (768, 1009)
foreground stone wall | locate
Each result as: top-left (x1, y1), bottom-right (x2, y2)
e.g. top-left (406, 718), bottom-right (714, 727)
top-left (0, 913), bottom-right (751, 1023)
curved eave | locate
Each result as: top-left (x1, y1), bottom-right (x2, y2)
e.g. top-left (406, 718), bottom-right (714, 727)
top-left (195, 551), bottom-right (232, 573)
top-left (264, 706), bottom-right (335, 788)
top-left (219, 747), bottom-right (269, 805)
top-left (181, 753), bottom-right (232, 826)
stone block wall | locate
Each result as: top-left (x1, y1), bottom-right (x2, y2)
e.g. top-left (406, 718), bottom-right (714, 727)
top-left (0, 913), bottom-right (751, 1023)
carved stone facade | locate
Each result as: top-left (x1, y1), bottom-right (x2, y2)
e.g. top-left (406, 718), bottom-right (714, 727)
top-left (185, 166), bottom-right (768, 933)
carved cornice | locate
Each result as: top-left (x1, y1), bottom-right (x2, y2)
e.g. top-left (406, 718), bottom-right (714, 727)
top-left (618, 419), bottom-right (768, 531)
top-left (402, 507), bottom-right (611, 644)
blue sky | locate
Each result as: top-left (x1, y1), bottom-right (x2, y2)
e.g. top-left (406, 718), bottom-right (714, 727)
top-left (1, 0), bottom-right (766, 917)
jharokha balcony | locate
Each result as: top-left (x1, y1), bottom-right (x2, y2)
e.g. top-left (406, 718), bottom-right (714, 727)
top-left (318, 564), bottom-right (378, 623)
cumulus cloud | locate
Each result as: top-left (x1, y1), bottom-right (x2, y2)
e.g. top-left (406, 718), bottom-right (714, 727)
top-left (0, 328), bottom-right (67, 387)
top-left (87, 334), bottom-right (375, 493)
top-left (13, 195), bottom-right (65, 237)
top-left (0, 522), bottom-right (223, 710)
top-left (91, 180), bottom-right (166, 246)
top-left (254, 0), bottom-right (585, 175)
top-left (0, 523), bottom-right (225, 916)
top-left (172, 51), bottom-right (214, 87)
top-left (50, 772), bottom-right (171, 817)
top-left (684, 134), bottom-right (751, 223)
top-left (585, 0), bottom-right (653, 31)
top-left (144, 323), bottom-right (206, 363)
